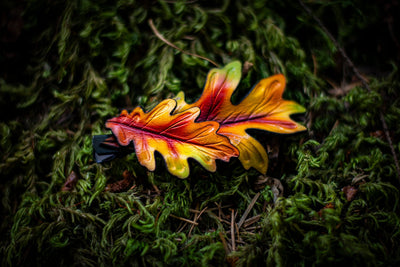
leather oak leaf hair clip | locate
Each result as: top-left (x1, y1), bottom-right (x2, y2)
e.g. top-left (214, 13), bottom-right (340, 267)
top-left (93, 61), bottom-right (306, 178)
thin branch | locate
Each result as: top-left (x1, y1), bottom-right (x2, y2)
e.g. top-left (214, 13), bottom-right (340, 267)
top-left (235, 220), bottom-right (240, 243)
top-left (219, 231), bottom-right (230, 254)
top-left (189, 204), bottom-right (232, 214)
top-left (243, 214), bottom-right (262, 228)
top-left (169, 214), bottom-right (199, 225)
top-left (230, 209), bottom-right (236, 251)
top-left (188, 206), bottom-right (208, 236)
top-left (237, 192), bottom-right (260, 229)
top-left (176, 221), bottom-right (188, 233)
top-left (207, 210), bottom-right (230, 225)
top-left (244, 225), bottom-right (262, 231)
top-left (148, 19), bottom-right (219, 67)
top-left (299, 0), bottom-right (400, 184)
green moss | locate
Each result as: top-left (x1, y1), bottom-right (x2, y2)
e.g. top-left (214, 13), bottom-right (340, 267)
top-left (1, 0), bottom-right (400, 266)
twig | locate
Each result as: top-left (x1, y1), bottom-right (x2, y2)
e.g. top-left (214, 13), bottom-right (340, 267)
top-left (244, 225), bottom-right (262, 231)
top-left (187, 203), bottom-right (200, 235)
top-left (237, 192), bottom-right (260, 229)
top-left (243, 214), bottom-right (262, 228)
top-left (169, 214), bottom-right (199, 225)
top-left (311, 53), bottom-right (318, 76)
top-left (215, 201), bottom-right (224, 219)
top-left (230, 209), bottom-right (236, 251)
top-left (235, 220), bottom-right (240, 242)
top-left (299, 0), bottom-right (400, 185)
top-left (152, 184), bottom-right (161, 195)
top-left (219, 231), bottom-right (230, 254)
top-left (188, 206), bottom-right (208, 236)
top-left (189, 204), bottom-right (232, 214)
top-left (207, 210), bottom-right (231, 225)
top-left (176, 221), bottom-right (188, 233)
top-left (148, 19), bottom-right (219, 67)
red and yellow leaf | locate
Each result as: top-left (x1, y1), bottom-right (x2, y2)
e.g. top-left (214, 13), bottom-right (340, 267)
top-left (105, 99), bottom-right (239, 178)
top-left (174, 61), bottom-right (306, 174)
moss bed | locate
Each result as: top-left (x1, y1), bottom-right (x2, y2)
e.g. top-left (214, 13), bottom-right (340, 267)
top-left (1, 0), bottom-right (400, 266)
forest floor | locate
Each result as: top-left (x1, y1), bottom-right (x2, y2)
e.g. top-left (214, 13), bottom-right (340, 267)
top-left (1, 0), bottom-right (400, 266)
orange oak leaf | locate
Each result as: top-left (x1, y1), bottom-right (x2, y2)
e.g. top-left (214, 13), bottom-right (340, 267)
top-left (174, 61), bottom-right (306, 174)
top-left (105, 99), bottom-right (239, 178)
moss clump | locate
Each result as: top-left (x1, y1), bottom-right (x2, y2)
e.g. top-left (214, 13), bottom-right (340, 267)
top-left (1, 0), bottom-right (400, 266)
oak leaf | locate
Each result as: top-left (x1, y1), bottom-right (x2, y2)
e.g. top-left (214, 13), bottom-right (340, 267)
top-left (105, 99), bottom-right (239, 178)
top-left (174, 61), bottom-right (306, 174)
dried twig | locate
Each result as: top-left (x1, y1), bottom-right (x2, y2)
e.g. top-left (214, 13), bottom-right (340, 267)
top-left (299, 0), bottom-right (400, 184)
top-left (215, 202), bottom-right (224, 219)
top-left (243, 214), bottom-right (262, 228)
top-left (219, 231), bottom-right (230, 255)
top-left (169, 214), bottom-right (199, 225)
top-left (188, 206), bottom-right (208, 236)
top-left (235, 221), bottom-right (240, 243)
top-left (230, 209), bottom-right (236, 251)
top-left (189, 204), bottom-right (232, 214)
top-left (152, 183), bottom-right (161, 195)
top-left (176, 221), bottom-right (188, 233)
top-left (207, 210), bottom-right (230, 225)
top-left (237, 192), bottom-right (260, 229)
top-left (244, 225), bottom-right (262, 231)
top-left (148, 19), bottom-right (219, 67)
